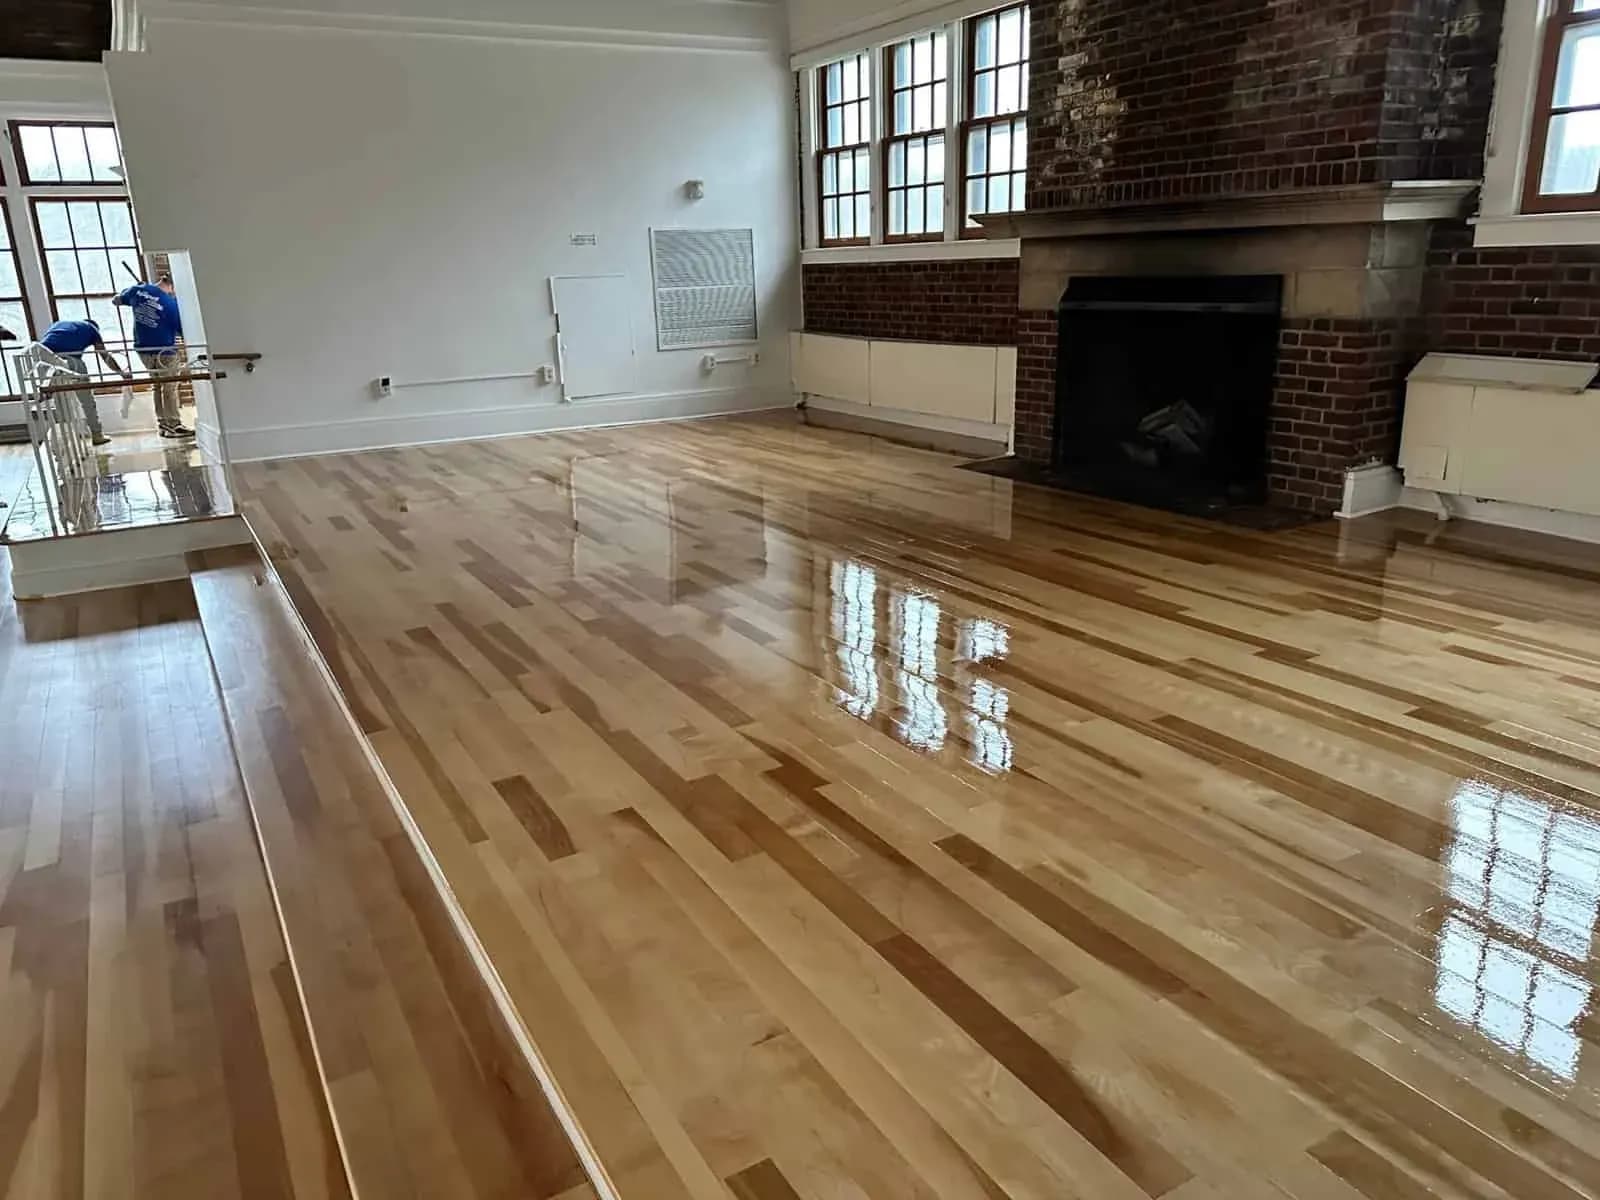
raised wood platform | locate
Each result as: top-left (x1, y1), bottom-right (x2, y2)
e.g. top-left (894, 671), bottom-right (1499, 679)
top-left (188, 546), bottom-right (594, 1200)
top-left (0, 564), bottom-right (346, 1198)
top-left (232, 413), bottom-right (1600, 1200)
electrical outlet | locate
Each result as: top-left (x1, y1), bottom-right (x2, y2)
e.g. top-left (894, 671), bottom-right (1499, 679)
top-left (536, 364), bottom-right (556, 385)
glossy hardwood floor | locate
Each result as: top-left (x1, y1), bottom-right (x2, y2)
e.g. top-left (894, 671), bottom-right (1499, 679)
top-left (0, 564), bottom-right (347, 1199)
top-left (237, 414), bottom-right (1600, 1199)
top-left (188, 547), bottom-right (594, 1200)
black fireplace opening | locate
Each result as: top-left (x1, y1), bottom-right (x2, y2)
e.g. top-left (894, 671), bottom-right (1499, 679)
top-left (1053, 274), bottom-right (1282, 513)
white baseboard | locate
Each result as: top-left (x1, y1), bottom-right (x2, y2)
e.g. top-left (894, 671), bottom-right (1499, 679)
top-left (8, 514), bottom-right (252, 599)
top-left (1336, 462), bottom-right (1405, 519)
top-left (1397, 488), bottom-right (1600, 546)
top-left (224, 388), bottom-right (790, 461)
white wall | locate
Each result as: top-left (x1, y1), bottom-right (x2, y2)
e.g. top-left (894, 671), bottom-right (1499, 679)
top-left (787, 0), bottom-right (990, 59)
top-left (143, 0), bottom-right (778, 46)
top-left (107, 4), bottom-right (798, 459)
top-left (0, 59), bottom-right (111, 115)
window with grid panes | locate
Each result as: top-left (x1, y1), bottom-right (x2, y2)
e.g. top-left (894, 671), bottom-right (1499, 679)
top-left (11, 121), bottom-right (125, 186)
top-left (1524, 0), bottom-right (1600, 212)
top-left (884, 30), bottom-right (948, 240)
top-left (0, 205), bottom-right (33, 396)
top-left (818, 51), bottom-right (873, 244)
top-left (963, 4), bottom-right (1029, 230)
top-left (32, 199), bottom-right (143, 349)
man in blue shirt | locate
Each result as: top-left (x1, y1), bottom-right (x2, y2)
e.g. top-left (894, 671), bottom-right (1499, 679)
top-left (38, 318), bottom-right (134, 447)
top-left (115, 273), bottom-right (191, 439)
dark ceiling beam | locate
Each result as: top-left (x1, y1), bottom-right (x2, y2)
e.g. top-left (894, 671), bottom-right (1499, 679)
top-left (0, 0), bottom-right (111, 63)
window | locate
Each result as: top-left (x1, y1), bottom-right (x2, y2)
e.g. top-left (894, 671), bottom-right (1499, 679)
top-left (1525, 0), bottom-right (1600, 212)
top-left (804, 6), bottom-right (1029, 251)
top-left (10, 121), bottom-right (124, 187)
top-left (884, 31), bottom-right (948, 240)
top-left (818, 51), bottom-right (873, 245)
top-left (0, 206), bottom-right (33, 395)
top-left (31, 199), bottom-right (143, 348)
top-left (963, 4), bottom-right (1030, 230)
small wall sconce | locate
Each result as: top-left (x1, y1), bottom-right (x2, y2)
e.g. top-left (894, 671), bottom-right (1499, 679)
top-left (684, 179), bottom-right (706, 201)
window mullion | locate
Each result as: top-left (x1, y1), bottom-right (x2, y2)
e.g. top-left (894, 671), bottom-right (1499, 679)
top-left (944, 22), bottom-right (962, 242)
top-left (870, 47), bottom-right (884, 245)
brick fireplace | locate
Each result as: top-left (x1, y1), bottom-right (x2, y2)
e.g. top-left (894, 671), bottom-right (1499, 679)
top-left (995, 0), bottom-right (1496, 512)
top-left (797, 0), bottom-right (1597, 516)
top-left (996, 189), bottom-right (1469, 510)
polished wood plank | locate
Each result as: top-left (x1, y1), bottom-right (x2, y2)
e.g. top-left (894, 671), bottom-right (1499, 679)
top-left (187, 548), bottom-right (595, 1200)
top-left (238, 414), bottom-right (1600, 1198)
top-left (0, 562), bottom-right (346, 1199)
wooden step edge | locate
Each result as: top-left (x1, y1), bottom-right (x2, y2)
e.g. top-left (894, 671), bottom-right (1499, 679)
top-left (186, 531), bottom-right (622, 1200)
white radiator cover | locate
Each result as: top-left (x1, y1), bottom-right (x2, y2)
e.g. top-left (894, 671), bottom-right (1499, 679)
top-left (789, 331), bottom-right (1016, 428)
top-left (1398, 354), bottom-right (1600, 516)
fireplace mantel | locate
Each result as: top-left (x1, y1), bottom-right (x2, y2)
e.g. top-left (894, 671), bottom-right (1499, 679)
top-left (979, 182), bottom-right (1477, 242)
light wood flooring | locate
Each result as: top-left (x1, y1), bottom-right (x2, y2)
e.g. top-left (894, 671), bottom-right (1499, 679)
top-left (236, 413), bottom-right (1600, 1199)
top-left (189, 546), bottom-right (593, 1200)
top-left (0, 564), bottom-right (346, 1198)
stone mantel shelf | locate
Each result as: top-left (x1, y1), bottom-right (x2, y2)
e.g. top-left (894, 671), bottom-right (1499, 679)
top-left (981, 182), bottom-right (1478, 241)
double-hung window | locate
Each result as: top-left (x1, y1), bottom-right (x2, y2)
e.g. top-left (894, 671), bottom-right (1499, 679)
top-left (962, 4), bottom-right (1030, 231)
top-left (806, 5), bottom-right (1030, 251)
top-left (1475, 0), bottom-right (1600, 245)
top-left (884, 31), bottom-right (948, 241)
top-left (817, 51), bottom-right (873, 245)
top-left (1525, 0), bottom-right (1600, 212)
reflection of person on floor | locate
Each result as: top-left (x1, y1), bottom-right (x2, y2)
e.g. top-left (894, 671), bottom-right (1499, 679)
top-left (116, 274), bottom-right (192, 440)
top-left (38, 317), bottom-right (133, 448)
top-left (163, 444), bottom-right (215, 519)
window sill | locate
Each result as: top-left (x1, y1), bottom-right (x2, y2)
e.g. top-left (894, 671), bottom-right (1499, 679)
top-left (1472, 212), bottom-right (1600, 249)
top-left (801, 238), bottom-right (1020, 265)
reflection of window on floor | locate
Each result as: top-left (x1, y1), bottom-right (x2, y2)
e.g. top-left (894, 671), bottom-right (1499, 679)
top-left (829, 559), bottom-right (879, 719)
top-left (1434, 782), bottom-right (1600, 1079)
top-left (32, 199), bottom-right (143, 346)
top-left (894, 591), bottom-right (946, 752)
top-left (958, 617), bottom-right (1012, 773)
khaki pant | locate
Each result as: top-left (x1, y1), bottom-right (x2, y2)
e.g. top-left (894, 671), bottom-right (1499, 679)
top-left (61, 353), bottom-right (102, 437)
top-left (139, 348), bottom-right (181, 427)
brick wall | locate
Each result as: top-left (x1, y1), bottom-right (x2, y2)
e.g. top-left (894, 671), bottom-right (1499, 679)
top-left (1014, 311), bottom-right (1058, 463)
top-left (1271, 318), bottom-right (1410, 509)
top-left (801, 258), bottom-right (1019, 345)
top-left (1029, 0), bottom-right (1494, 211)
top-left (1425, 223), bottom-right (1600, 365)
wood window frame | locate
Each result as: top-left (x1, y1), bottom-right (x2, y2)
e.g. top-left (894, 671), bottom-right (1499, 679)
top-left (881, 32), bottom-right (949, 244)
top-left (0, 201), bottom-right (37, 398)
top-left (28, 195), bottom-right (145, 350)
top-left (7, 120), bottom-right (124, 188)
top-left (1522, 0), bottom-right (1600, 214)
top-left (960, 3), bottom-right (1030, 238)
top-left (816, 52), bottom-right (874, 247)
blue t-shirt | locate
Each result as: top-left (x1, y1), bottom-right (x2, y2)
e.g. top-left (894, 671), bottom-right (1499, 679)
top-left (116, 283), bottom-right (182, 350)
top-left (40, 319), bottom-right (103, 355)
